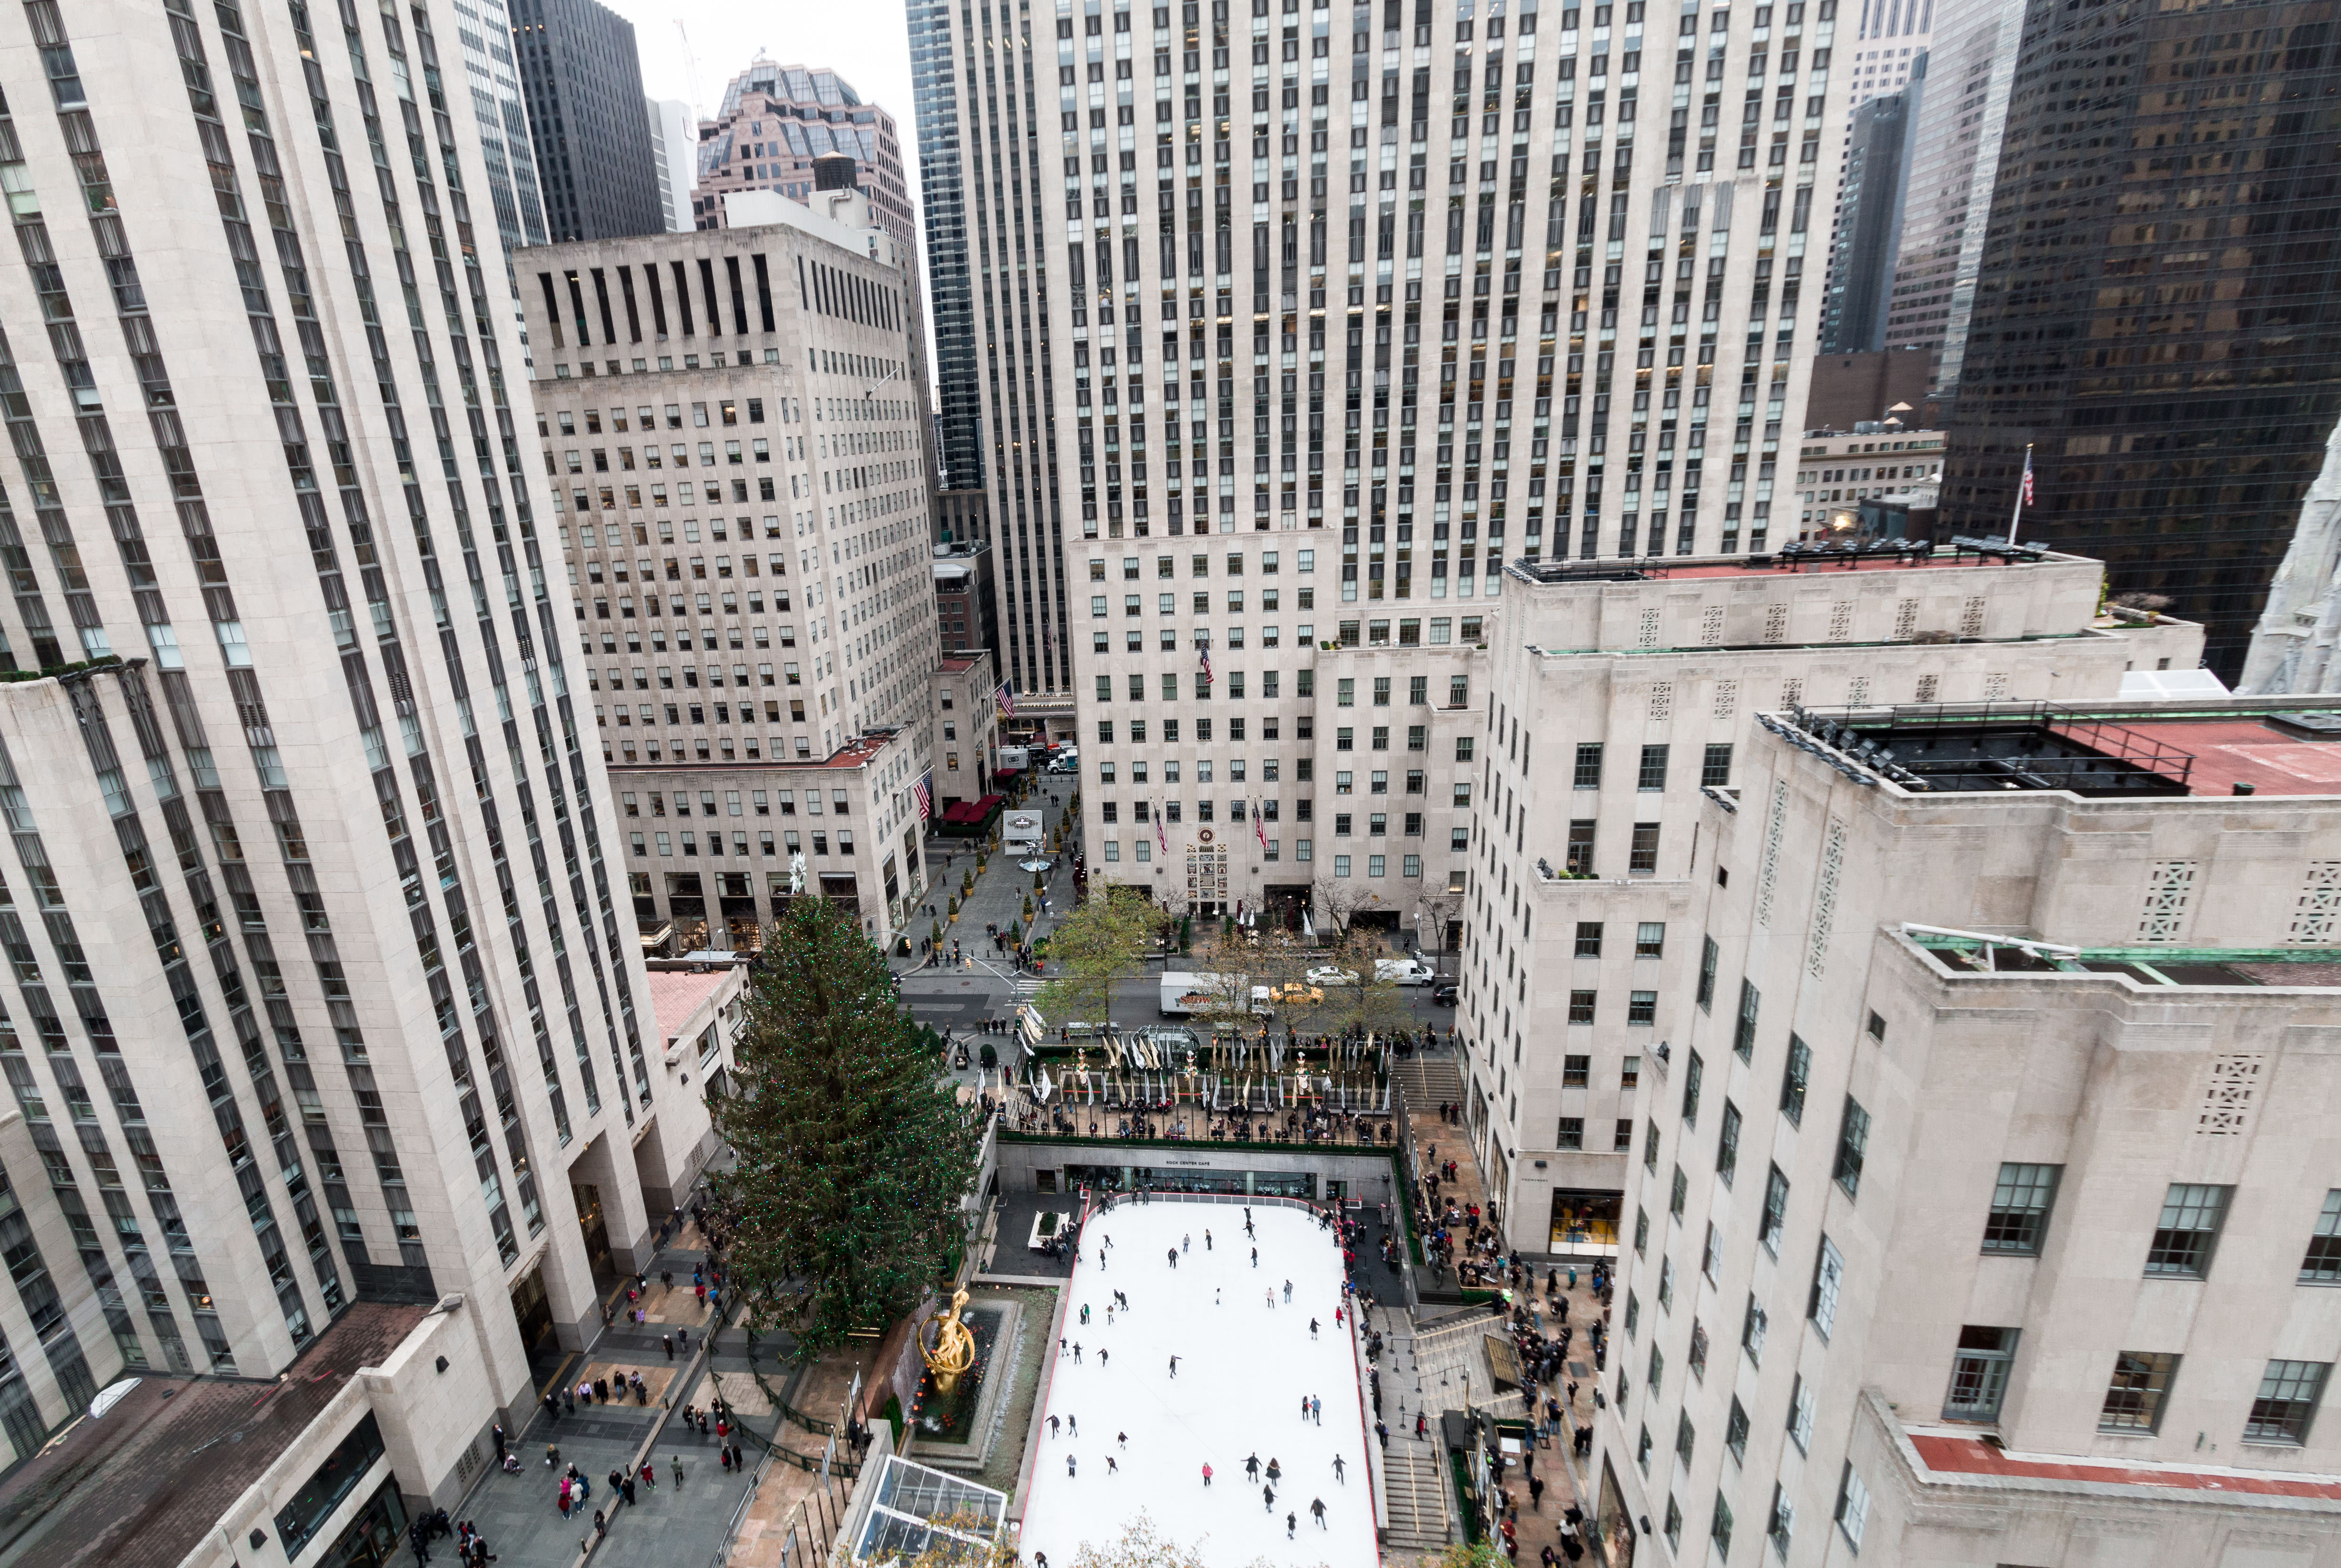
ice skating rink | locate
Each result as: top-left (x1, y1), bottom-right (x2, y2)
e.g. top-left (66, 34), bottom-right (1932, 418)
top-left (1018, 1199), bottom-right (1376, 1568)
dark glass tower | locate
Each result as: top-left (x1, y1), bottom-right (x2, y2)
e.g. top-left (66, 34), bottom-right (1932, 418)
top-left (908, 0), bottom-right (984, 494)
top-left (1937, 0), bottom-right (2341, 675)
top-left (1818, 67), bottom-right (1919, 356)
top-left (508, 0), bottom-right (665, 242)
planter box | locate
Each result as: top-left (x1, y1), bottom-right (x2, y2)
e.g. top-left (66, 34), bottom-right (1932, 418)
top-left (1026, 1210), bottom-right (1073, 1251)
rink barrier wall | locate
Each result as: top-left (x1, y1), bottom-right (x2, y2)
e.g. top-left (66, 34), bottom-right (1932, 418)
top-left (993, 1130), bottom-right (1425, 1266)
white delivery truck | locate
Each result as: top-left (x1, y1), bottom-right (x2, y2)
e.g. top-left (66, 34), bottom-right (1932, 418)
top-left (1159, 971), bottom-right (1272, 1017)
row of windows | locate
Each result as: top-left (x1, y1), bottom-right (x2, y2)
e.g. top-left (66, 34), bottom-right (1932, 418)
top-left (1089, 547), bottom-right (1315, 577)
top-left (541, 395), bottom-right (780, 436)
top-left (1553, 819), bottom-right (1667, 874)
top-left (630, 830), bottom-right (855, 859)
top-left (1944, 1330), bottom-right (2328, 1445)
top-left (619, 788), bottom-right (850, 818)
top-left (1571, 740), bottom-right (1735, 789)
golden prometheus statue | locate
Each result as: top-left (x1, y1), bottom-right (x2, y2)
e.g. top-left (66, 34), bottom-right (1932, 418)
top-left (920, 1287), bottom-right (978, 1394)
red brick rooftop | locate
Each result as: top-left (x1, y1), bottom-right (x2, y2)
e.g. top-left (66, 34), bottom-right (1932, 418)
top-left (1912, 1433), bottom-right (2341, 1501)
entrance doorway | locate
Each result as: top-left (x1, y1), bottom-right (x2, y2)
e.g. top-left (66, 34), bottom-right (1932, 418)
top-left (573, 1182), bottom-right (614, 1282)
top-left (510, 1264), bottom-right (561, 1389)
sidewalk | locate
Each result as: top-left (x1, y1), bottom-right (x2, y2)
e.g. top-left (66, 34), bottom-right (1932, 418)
top-left (895, 783), bottom-right (1079, 994)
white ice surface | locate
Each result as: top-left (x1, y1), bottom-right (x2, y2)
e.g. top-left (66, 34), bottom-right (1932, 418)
top-left (1017, 1200), bottom-right (1376, 1568)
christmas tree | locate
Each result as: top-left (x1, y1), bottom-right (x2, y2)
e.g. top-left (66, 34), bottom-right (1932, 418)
top-left (712, 896), bottom-right (985, 1361)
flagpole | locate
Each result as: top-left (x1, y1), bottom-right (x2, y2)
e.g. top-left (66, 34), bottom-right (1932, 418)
top-left (2008, 443), bottom-right (2032, 545)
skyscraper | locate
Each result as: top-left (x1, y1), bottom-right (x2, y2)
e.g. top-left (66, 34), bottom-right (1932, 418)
top-left (948, 0), bottom-right (1853, 901)
top-left (689, 65), bottom-right (922, 268)
top-left (647, 97), bottom-right (700, 234)
top-left (454, 0), bottom-right (554, 258)
top-left (0, 0), bottom-right (700, 1444)
top-left (1816, 73), bottom-right (1915, 356)
top-left (910, 0), bottom-right (986, 492)
top-left (1877, 0), bottom-right (2023, 390)
top-left (508, 0), bottom-right (668, 241)
top-left (1937, 0), bottom-right (2341, 674)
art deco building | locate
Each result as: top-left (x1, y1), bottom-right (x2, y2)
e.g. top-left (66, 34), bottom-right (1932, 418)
top-left (0, 0), bottom-right (713, 1455)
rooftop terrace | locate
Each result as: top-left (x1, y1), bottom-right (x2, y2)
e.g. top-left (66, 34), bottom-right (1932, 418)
top-left (1903, 927), bottom-right (2341, 989)
top-left (1509, 535), bottom-right (2070, 589)
top-left (1761, 702), bottom-right (2341, 799)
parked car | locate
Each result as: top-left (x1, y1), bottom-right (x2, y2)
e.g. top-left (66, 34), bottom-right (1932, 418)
top-left (1305, 965), bottom-right (1359, 987)
top-left (1431, 981), bottom-right (1459, 1006)
top-left (1374, 958), bottom-right (1437, 986)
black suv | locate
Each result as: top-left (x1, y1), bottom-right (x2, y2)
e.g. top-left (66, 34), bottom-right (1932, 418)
top-left (1431, 980), bottom-right (1459, 1006)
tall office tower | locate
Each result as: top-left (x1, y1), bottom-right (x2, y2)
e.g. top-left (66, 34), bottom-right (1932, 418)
top-left (1937, 0), bottom-right (2341, 678)
top-left (910, 0), bottom-right (987, 494)
top-left (1878, 0), bottom-right (2022, 389)
top-left (1815, 76), bottom-right (1912, 355)
top-left (1836, 0), bottom-right (1927, 124)
top-left (521, 184), bottom-right (946, 950)
top-left (1588, 688), bottom-right (2341, 1566)
top-left (509, 0), bottom-right (667, 241)
top-left (454, 0), bottom-right (554, 258)
top-left (0, 0), bottom-right (703, 1446)
top-left (647, 98), bottom-right (700, 234)
top-left (689, 65), bottom-right (922, 271)
top-left (1040, 0), bottom-right (1851, 917)
top-left (1462, 547), bottom-right (2201, 1247)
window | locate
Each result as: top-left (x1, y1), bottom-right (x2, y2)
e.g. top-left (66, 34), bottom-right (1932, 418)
top-left (1564, 1054), bottom-right (1591, 1088)
top-left (1558, 1117), bottom-right (1584, 1150)
top-left (1788, 1375), bottom-right (1818, 1452)
top-left (1833, 1096), bottom-right (1871, 1199)
top-left (1718, 1102), bottom-right (1742, 1185)
top-left (1663, 1495), bottom-right (1683, 1553)
top-left (1697, 935), bottom-right (1718, 1010)
top-left (1634, 1207), bottom-right (1650, 1256)
top-left (1566, 819), bottom-right (1596, 873)
top-left (1575, 921), bottom-right (1604, 957)
top-left (1741, 1294), bottom-right (1768, 1366)
top-left (1780, 1034), bottom-right (1810, 1125)
top-left (1701, 741), bottom-right (1734, 786)
top-left (1675, 1411), bottom-right (1697, 1465)
top-left (1681, 1049), bottom-right (1703, 1128)
top-left (1636, 921), bottom-right (1666, 958)
top-left (2100, 1351), bottom-right (2180, 1433)
top-left (1761, 1165), bottom-right (1790, 1254)
top-left (1944, 1326), bottom-right (2020, 1420)
top-left (1617, 1118), bottom-right (1636, 1151)
top-left (1629, 822), bottom-right (1660, 872)
top-left (1702, 1222), bottom-right (1723, 1282)
top-left (1409, 675), bottom-right (1428, 703)
top-left (1710, 1495), bottom-right (1735, 1560)
top-left (1628, 990), bottom-right (1657, 1026)
top-left (2247, 1360), bottom-right (2329, 1445)
top-left (1983, 1163), bottom-right (2061, 1255)
top-left (1448, 675), bottom-right (1468, 705)
top-left (1726, 1396), bottom-right (1751, 1462)
top-left (1670, 1165), bottom-right (1688, 1219)
top-left (1767, 1485), bottom-right (1794, 1559)
top-left (1809, 1235), bottom-right (1844, 1338)
top-left (2300, 1190), bottom-right (2341, 1283)
top-left (1621, 1057), bottom-right (1640, 1089)
top-left (1636, 1424), bottom-right (1653, 1474)
top-left (1834, 1463), bottom-right (1869, 1551)
top-left (1574, 742), bottom-right (1604, 786)
top-left (1637, 744), bottom-right (1670, 790)
top-left (2147, 1183), bottom-right (2230, 1278)
top-left (1625, 1291), bottom-right (1641, 1338)
top-left (1733, 978), bottom-right (1760, 1059)
top-left (1867, 1009), bottom-right (1887, 1043)
top-left (1645, 1119), bottom-right (1661, 1173)
top-left (1569, 990), bottom-right (1596, 1025)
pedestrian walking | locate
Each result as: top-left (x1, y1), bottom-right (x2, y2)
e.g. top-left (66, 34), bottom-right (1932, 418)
top-left (662, 1333), bottom-right (673, 1360)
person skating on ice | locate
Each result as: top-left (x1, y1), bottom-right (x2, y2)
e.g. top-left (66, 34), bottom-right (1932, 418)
top-left (1282, 1279), bottom-right (1293, 1302)
top-left (1118, 1431), bottom-right (1128, 1449)
top-left (1333, 1454), bottom-right (1347, 1483)
top-left (1067, 1455), bottom-right (1078, 1478)
top-left (1067, 1414), bottom-right (1078, 1436)
top-left (1099, 1347), bottom-right (1110, 1368)
top-left (1310, 1497), bottom-right (1328, 1529)
top-left (1106, 1455), bottom-right (1119, 1475)
top-left (1168, 1355), bottom-right (1179, 1378)
top-left (1201, 1462), bottom-right (1213, 1487)
top-left (1182, 1233), bottom-right (1190, 1254)
top-left (1285, 1512), bottom-right (1297, 1540)
top-left (1245, 1453), bottom-right (1261, 1482)
top-left (1073, 1342), bottom-right (1082, 1363)
top-left (1250, 1246), bottom-right (1258, 1269)
top-left (1204, 1229), bottom-right (1213, 1250)
top-left (1048, 1415), bottom-right (1060, 1438)
top-left (1263, 1484), bottom-right (1276, 1512)
top-left (1166, 1247), bottom-right (1179, 1269)
top-left (1265, 1288), bottom-right (1275, 1309)
top-left (1312, 1395), bottom-right (1323, 1424)
top-left (1267, 1457), bottom-right (1282, 1484)
top-left (1299, 1394), bottom-right (1311, 1422)
top-left (1309, 1316), bottom-right (1319, 1340)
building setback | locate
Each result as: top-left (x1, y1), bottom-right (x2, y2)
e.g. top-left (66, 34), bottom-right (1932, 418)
top-left (508, 0), bottom-right (667, 241)
top-left (1025, 0), bottom-right (1862, 922)
top-left (1592, 690), bottom-right (2341, 1563)
top-left (520, 185), bottom-right (949, 949)
top-left (1936, 0), bottom-right (2341, 677)
top-left (1460, 546), bottom-right (2201, 1247)
top-left (0, 0), bottom-right (712, 1451)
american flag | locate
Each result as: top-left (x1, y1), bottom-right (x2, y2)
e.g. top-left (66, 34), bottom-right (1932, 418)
top-left (1197, 645), bottom-right (1213, 686)
top-left (995, 681), bottom-right (1016, 717)
top-left (2020, 446), bottom-right (2035, 506)
top-left (914, 771), bottom-right (933, 820)
top-left (1154, 803), bottom-right (1168, 855)
top-left (1252, 797), bottom-right (1268, 851)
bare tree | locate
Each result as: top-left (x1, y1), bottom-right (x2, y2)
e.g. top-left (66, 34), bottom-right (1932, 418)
top-left (1308, 873), bottom-right (1370, 936)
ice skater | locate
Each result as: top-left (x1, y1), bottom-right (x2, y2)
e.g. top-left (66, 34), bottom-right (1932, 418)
top-left (1312, 1396), bottom-right (1323, 1425)
top-left (1068, 1415), bottom-right (1079, 1436)
top-left (1105, 1306), bottom-right (1114, 1327)
top-left (1300, 1395), bottom-right (1311, 1422)
top-left (1286, 1512), bottom-right (1297, 1539)
top-left (1246, 1453), bottom-right (1262, 1482)
top-left (1099, 1348), bottom-right (1110, 1368)
top-left (1215, 1288), bottom-right (1221, 1306)
top-left (1048, 1415), bottom-right (1061, 1438)
top-left (1333, 1455), bottom-right (1347, 1483)
top-left (1166, 1247), bottom-right (1179, 1269)
top-left (1311, 1497), bottom-right (1328, 1529)
top-left (1204, 1230), bottom-right (1213, 1250)
top-left (1106, 1456), bottom-right (1119, 1475)
top-left (1268, 1458), bottom-right (1283, 1484)
top-left (1168, 1355), bottom-right (1179, 1377)
top-left (1309, 1317), bottom-right (1320, 1340)
top-left (1263, 1484), bottom-right (1276, 1512)
top-left (1080, 1305), bottom-right (1090, 1325)
top-left (1182, 1233), bottom-right (1190, 1254)
top-left (1265, 1288), bottom-right (1275, 1309)
top-left (1250, 1247), bottom-right (1259, 1269)
top-left (1067, 1455), bottom-right (1078, 1478)
top-left (1283, 1279), bottom-right (1293, 1302)
top-left (1118, 1432), bottom-right (1128, 1449)
top-left (1201, 1463), bottom-right (1213, 1487)
top-left (1244, 1207), bottom-right (1255, 1238)
top-left (1073, 1342), bottom-right (1083, 1363)
top-left (1058, 1337), bottom-right (1067, 1358)
top-left (1114, 1291), bottom-right (1128, 1310)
